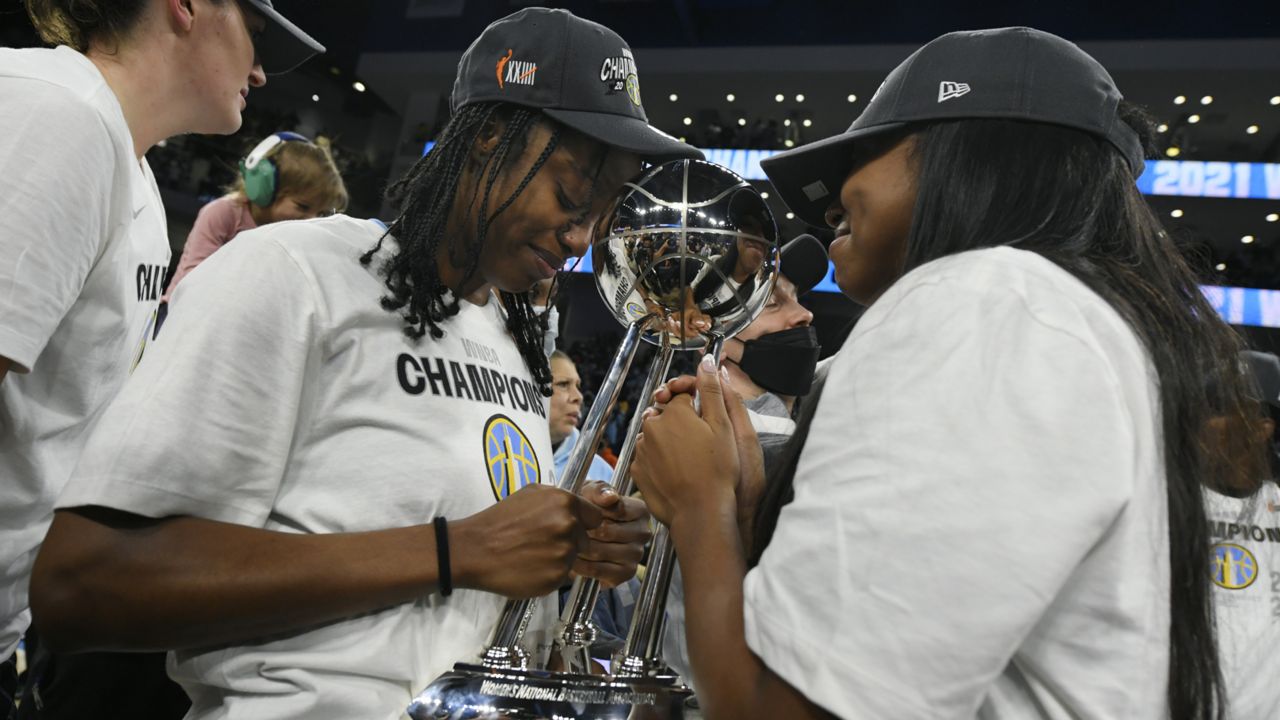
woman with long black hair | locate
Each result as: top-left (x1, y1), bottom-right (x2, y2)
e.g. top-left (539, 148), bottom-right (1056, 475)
top-left (632, 27), bottom-right (1259, 720)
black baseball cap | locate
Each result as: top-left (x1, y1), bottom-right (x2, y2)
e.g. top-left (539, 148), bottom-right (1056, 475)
top-left (451, 8), bottom-right (702, 162)
top-left (244, 0), bottom-right (324, 75)
top-left (762, 27), bottom-right (1145, 227)
top-left (779, 234), bottom-right (829, 295)
top-left (1243, 351), bottom-right (1280, 410)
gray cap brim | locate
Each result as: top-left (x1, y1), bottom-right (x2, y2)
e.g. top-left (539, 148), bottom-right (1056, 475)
top-left (760, 121), bottom-right (905, 228)
top-left (544, 108), bottom-right (703, 163)
top-left (246, 0), bottom-right (325, 75)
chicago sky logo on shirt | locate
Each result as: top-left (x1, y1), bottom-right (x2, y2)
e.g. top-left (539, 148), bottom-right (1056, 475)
top-left (483, 414), bottom-right (541, 500)
top-left (1210, 542), bottom-right (1258, 590)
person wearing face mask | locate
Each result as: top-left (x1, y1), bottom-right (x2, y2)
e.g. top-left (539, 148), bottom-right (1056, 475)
top-left (718, 234), bottom-right (829, 465)
top-left (662, 233), bottom-right (829, 697)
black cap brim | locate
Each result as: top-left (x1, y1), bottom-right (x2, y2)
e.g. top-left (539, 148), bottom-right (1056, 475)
top-left (544, 108), bottom-right (703, 162)
top-left (1243, 351), bottom-right (1280, 409)
top-left (246, 0), bottom-right (325, 75)
top-left (760, 121), bottom-right (906, 228)
top-left (779, 234), bottom-right (830, 295)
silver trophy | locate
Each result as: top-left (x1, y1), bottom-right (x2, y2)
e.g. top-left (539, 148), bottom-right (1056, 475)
top-left (409, 159), bottom-right (778, 720)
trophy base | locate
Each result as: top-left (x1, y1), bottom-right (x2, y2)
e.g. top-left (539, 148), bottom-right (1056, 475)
top-left (408, 662), bottom-right (692, 720)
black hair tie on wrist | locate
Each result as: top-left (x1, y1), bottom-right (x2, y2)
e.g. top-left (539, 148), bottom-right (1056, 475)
top-left (434, 517), bottom-right (452, 597)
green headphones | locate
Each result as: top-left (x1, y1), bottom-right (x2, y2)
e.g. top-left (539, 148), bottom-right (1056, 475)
top-left (239, 131), bottom-right (311, 207)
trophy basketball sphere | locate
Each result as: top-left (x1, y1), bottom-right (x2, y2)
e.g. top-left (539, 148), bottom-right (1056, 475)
top-left (593, 159), bottom-right (778, 346)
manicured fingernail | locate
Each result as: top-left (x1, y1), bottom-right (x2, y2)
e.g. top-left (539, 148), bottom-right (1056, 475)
top-left (701, 353), bottom-right (716, 372)
top-left (720, 366), bottom-right (730, 384)
top-left (600, 486), bottom-right (617, 496)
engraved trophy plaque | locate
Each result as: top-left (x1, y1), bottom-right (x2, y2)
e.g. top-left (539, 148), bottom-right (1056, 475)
top-left (409, 159), bottom-right (778, 719)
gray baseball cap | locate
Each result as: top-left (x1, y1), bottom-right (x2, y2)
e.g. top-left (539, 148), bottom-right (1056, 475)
top-left (244, 0), bottom-right (324, 75)
top-left (451, 8), bottom-right (702, 162)
top-left (762, 27), bottom-right (1145, 227)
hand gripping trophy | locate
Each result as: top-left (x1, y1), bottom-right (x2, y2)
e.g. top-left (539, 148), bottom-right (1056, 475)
top-left (409, 158), bottom-right (778, 719)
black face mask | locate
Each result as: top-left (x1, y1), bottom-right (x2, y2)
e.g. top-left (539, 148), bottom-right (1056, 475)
top-left (737, 326), bottom-right (821, 397)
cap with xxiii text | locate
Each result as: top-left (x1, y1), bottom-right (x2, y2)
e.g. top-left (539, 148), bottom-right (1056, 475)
top-left (451, 8), bottom-right (702, 162)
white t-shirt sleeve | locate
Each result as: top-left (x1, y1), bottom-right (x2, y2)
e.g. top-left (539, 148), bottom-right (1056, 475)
top-left (0, 87), bottom-right (116, 371)
top-left (743, 274), bottom-right (1139, 718)
top-left (59, 233), bottom-right (321, 526)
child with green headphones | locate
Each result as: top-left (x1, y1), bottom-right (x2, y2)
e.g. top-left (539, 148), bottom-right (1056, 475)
top-left (162, 132), bottom-right (348, 303)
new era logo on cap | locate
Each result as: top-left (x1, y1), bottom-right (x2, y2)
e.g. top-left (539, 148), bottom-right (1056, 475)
top-left (938, 81), bottom-right (971, 102)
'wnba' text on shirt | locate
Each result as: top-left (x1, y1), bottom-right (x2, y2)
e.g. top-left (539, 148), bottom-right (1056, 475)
top-left (396, 353), bottom-right (547, 418)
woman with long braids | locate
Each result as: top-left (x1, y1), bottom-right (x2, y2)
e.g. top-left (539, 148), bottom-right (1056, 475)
top-left (28, 9), bottom-right (699, 719)
top-left (632, 28), bottom-right (1259, 720)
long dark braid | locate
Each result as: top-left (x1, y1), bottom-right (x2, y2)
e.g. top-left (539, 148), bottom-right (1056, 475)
top-left (360, 102), bottom-right (560, 393)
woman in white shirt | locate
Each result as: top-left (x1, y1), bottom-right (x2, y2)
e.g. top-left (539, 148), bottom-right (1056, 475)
top-left (632, 27), bottom-right (1258, 720)
top-left (1, 0), bottom-right (321, 715)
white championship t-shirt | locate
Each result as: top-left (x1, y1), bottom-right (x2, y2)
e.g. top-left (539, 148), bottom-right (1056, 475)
top-left (0, 46), bottom-right (170, 658)
top-left (1205, 482), bottom-right (1280, 719)
top-left (743, 247), bottom-right (1169, 719)
top-left (59, 216), bottom-right (556, 720)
